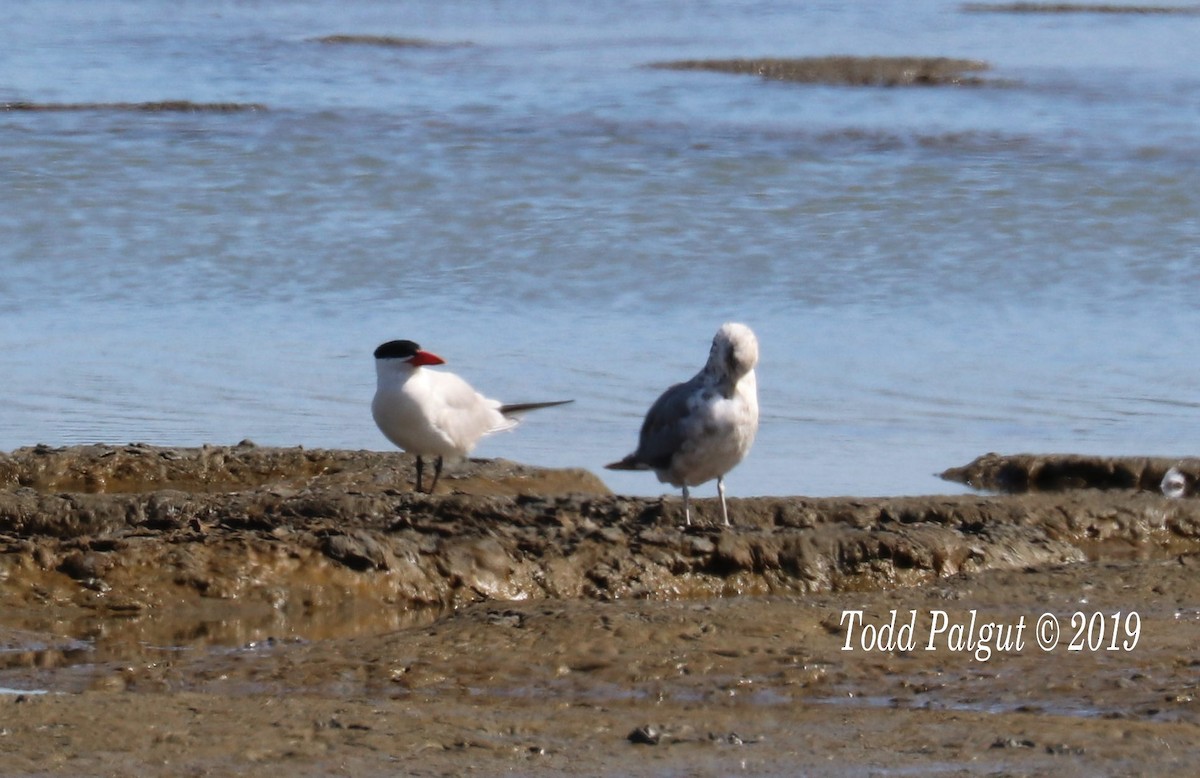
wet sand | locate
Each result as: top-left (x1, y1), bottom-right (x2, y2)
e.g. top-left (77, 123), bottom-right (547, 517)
top-left (2, 444), bottom-right (1199, 775)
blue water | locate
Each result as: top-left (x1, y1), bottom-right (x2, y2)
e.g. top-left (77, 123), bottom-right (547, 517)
top-left (3, 1), bottom-right (1199, 498)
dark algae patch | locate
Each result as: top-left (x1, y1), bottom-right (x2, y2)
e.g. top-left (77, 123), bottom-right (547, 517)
top-left (649, 56), bottom-right (993, 87)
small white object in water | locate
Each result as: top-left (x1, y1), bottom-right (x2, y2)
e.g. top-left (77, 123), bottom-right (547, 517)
top-left (1161, 466), bottom-right (1189, 499)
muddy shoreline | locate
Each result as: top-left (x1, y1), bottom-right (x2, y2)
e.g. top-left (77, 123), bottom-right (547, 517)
top-left (3, 444), bottom-right (1199, 775)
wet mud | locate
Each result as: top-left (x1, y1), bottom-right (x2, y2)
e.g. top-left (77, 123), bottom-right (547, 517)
top-left (942, 451), bottom-right (1200, 493)
top-left (2, 100), bottom-right (267, 113)
top-left (3, 444), bottom-right (1200, 775)
top-left (3, 100), bottom-right (267, 113)
top-left (962, 2), bottom-right (1200, 14)
top-left (649, 56), bottom-right (995, 87)
top-left (312, 35), bottom-right (470, 48)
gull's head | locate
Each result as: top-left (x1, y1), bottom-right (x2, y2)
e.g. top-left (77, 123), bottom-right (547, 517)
top-left (374, 340), bottom-right (446, 374)
top-left (708, 322), bottom-right (759, 380)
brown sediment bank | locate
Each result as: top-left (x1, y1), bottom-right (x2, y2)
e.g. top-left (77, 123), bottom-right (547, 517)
top-left (942, 451), bottom-right (1200, 493)
top-left (2, 101), bottom-right (266, 113)
top-left (312, 34), bottom-right (470, 48)
top-left (962, 2), bottom-right (1200, 13)
top-left (648, 56), bottom-right (994, 87)
top-left (2, 443), bottom-right (1190, 620)
top-left (3, 444), bottom-right (1200, 775)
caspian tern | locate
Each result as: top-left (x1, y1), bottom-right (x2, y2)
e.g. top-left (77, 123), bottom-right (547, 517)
top-left (606, 322), bottom-right (760, 526)
top-left (372, 339), bottom-right (572, 493)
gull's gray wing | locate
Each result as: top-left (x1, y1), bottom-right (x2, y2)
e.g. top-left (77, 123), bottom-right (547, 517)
top-left (631, 376), bottom-right (705, 471)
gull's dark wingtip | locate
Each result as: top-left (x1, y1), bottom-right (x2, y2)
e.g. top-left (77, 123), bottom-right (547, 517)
top-left (604, 454), bottom-right (648, 471)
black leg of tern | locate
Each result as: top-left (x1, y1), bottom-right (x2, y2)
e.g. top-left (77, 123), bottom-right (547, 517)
top-left (415, 456), bottom-right (425, 493)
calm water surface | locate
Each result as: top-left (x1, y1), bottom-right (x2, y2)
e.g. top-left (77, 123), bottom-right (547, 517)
top-left (3, 1), bottom-right (1199, 497)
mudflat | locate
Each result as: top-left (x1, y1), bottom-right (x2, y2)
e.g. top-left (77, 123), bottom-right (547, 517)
top-left (1, 444), bottom-right (1198, 775)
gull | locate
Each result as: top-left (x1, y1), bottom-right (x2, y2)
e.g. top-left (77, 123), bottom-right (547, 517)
top-left (372, 339), bottom-right (571, 493)
top-left (606, 322), bottom-right (760, 526)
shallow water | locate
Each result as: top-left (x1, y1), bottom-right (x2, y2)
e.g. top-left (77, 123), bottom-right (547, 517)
top-left (3, 0), bottom-right (1200, 497)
